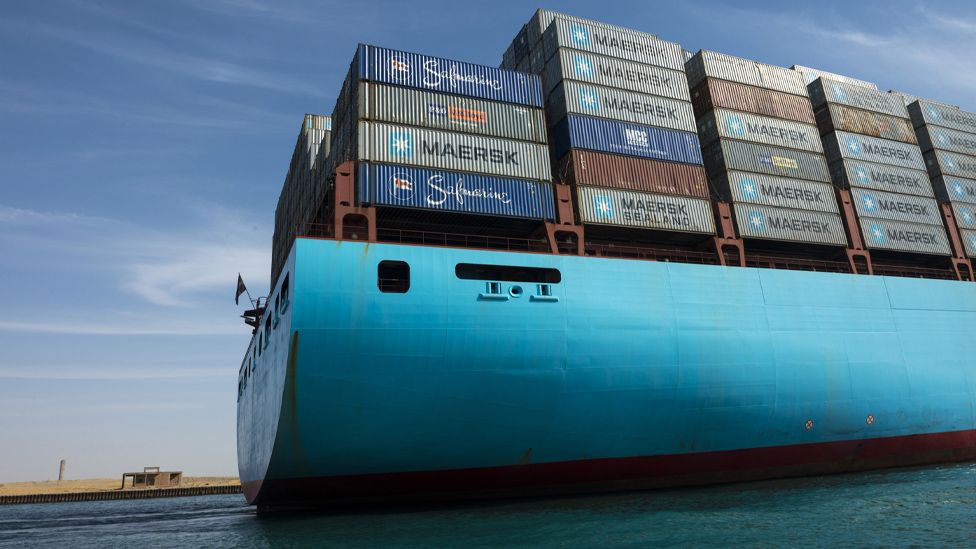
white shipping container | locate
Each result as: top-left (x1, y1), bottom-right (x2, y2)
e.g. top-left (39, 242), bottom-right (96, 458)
top-left (576, 186), bottom-right (716, 234)
top-left (859, 217), bottom-right (951, 256)
top-left (723, 171), bottom-right (839, 213)
top-left (548, 80), bottom-right (697, 133)
top-left (699, 108), bottom-right (824, 154)
top-left (732, 203), bottom-right (848, 246)
top-left (850, 187), bottom-right (942, 225)
top-left (542, 47), bottom-right (691, 101)
top-left (685, 50), bottom-right (808, 97)
top-left (542, 17), bottom-right (685, 72)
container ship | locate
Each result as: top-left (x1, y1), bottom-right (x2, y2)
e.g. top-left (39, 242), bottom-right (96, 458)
top-left (237, 10), bottom-right (976, 508)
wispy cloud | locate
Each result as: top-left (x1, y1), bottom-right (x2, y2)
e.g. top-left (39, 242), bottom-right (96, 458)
top-left (0, 320), bottom-right (244, 336)
top-left (0, 366), bottom-right (230, 380)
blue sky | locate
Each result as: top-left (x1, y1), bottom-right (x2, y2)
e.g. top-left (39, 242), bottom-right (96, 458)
top-left (2, 0), bottom-right (975, 482)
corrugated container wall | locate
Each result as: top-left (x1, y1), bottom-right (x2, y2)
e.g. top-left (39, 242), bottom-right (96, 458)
top-left (859, 217), bottom-right (951, 255)
top-left (689, 78), bottom-right (815, 125)
top-left (908, 100), bottom-right (976, 134)
top-left (950, 202), bottom-right (976, 230)
top-left (355, 121), bottom-right (552, 181)
top-left (829, 159), bottom-right (934, 197)
top-left (685, 50), bottom-right (808, 97)
top-left (932, 175), bottom-right (976, 204)
top-left (355, 82), bottom-right (547, 143)
top-left (822, 131), bottom-right (926, 171)
top-left (357, 163), bottom-right (556, 219)
top-left (717, 171), bottom-right (839, 213)
top-left (702, 139), bottom-right (830, 183)
top-left (815, 103), bottom-right (917, 144)
top-left (925, 150), bottom-right (976, 180)
top-left (961, 228), bottom-right (976, 258)
top-left (524, 9), bottom-right (657, 47)
top-left (575, 186), bottom-right (716, 234)
top-left (808, 78), bottom-right (907, 118)
top-left (732, 204), bottom-right (848, 246)
top-left (697, 108), bottom-right (824, 153)
top-left (555, 149), bottom-right (709, 197)
top-left (849, 187), bottom-right (942, 225)
top-left (542, 48), bottom-right (690, 101)
top-left (542, 17), bottom-right (685, 71)
top-left (550, 115), bottom-right (703, 165)
top-left (547, 80), bottom-right (697, 132)
top-left (916, 125), bottom-right (976, 157)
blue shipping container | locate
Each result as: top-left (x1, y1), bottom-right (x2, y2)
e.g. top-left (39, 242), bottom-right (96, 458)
top-left (357, 44), bottom-right (543, 108)
top-left (551, 115), bottom-right (703, 165)
top-left (358, 163), bottom-right (556, 220)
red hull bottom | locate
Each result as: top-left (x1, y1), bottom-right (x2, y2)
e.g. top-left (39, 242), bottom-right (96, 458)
top-left (244, 429), bottom-right (976, 508)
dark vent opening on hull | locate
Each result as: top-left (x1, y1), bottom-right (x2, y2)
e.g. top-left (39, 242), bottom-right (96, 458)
top-left (378, 261), bottom-right (410, 293)
top-left (456, 264), bottom-right (561, 283)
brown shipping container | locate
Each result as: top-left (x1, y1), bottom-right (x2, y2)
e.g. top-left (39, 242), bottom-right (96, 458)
top-left (816, 103), bottom-right (918, 145)
top-left (555, 150), bottom-right (709, 198)
top-left (689, 78), bottom-right (815, 125)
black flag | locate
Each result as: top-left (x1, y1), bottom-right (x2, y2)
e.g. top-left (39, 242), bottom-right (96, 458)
top-left (236, 274), bottom-right (248, 306)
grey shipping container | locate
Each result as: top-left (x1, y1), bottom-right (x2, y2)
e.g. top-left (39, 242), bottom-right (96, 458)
top-left (357, 83), bottom-right (547, 143)
top-left (720, 170), bottom-right (839, 213)
top-left (961, 228), bottom-right (976, 258)
top-left (850, 187), bottom-right (942, 225)
top-left (951, 201), bottom-right (976, 230)
top-left (816, 103), bottom-right (917, 144)
top-left (685, 50), bottom-right (808, 97)
top-left (916, 124), bottom-right (976, 157)
top-left (790, 65), bottom-right (878, 90)
top-left (575, 185), bottom-right (716, 234)
top-left (355, 121), bottom-right (552, 181)
top-left (808, 78), bottom-right (908, 118)
top-left (909, 100), bottom-right (976, 134)
top-left (822, 131), bottom-right (925, 171)
top-left (542, 17), bottom-right (685, 72)
top-left (925, 149), bottom-right (976, 180)
top-left (702, 139), bottom-right (831, 183)
top-left (542, 47), bottom-right (691, 101)
top-left (689, 77), bottom-right (816, 125)
top-left (547, 80), bottom-right (696, 132)
top-left (698, 108), bottom-right (824, 154)
top-left (932, 175), bottom-right (976, 205)
top-left (732, 203), bottom-right (848, 246)
top-left (525, 9), bottom-right (657, 47)
top-left (829, 159), bottom-right (934, 197)
top-left (858, 217), bottom-right (951, 256)
top-left (555, 149), bottom-right (709, 197)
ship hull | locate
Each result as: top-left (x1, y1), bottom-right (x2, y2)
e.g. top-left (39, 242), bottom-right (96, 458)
top-left (237, 239), bottom-right (976, 507)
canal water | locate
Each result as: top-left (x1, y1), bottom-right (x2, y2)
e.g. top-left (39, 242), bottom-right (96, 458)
top-left (2, 463), bottom-right (974, 548)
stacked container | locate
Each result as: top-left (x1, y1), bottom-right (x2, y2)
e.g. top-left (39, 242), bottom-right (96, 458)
top-left (687, 51), bottom-right (846, 247)
top-left (272, 114), bottom-right (331, 287)
top-left (327, 44), bottom-right (556, 224)
top-left (909, 99), bottom-right (976, 259)
top-left (503, 11), bottom-right (716, 237)
top-left (808, 78), bottom-right (951, 256)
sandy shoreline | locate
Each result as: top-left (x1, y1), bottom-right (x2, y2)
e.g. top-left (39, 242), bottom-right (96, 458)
top-left (0, 477), bottom-right (240, 497)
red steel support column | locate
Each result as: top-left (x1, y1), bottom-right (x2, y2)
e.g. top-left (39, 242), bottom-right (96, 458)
top-left (712, 202), bottom-right (746, 267)
top-left (543, 184), bottom-right (584, 255)
top-left (836, 189), bottom-right (873, 275)
top-left (941, 203), bottom-right (974, 282)
top-left (332, 161), bottom-right (376, 242)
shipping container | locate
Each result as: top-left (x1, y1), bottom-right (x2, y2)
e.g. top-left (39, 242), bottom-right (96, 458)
top-left (685, 50), bottom-right (808, 97)
top-left (576, 186), bottom-right (716, 234)
top-left (530, 47), bottom-right (546, 75)
top-left (355, 82), bottom-right (547, 143)
top-left (542, 17), bottom-right (685, 71)
top-left (550, 114), bottom-right (703, 165)
top-left (850, 187), bottom-right (942, 225)
top-left (698, 108), bottom-right (824, 154)
top-left (719, 171), bottom-right (839, 213)
top-left (858, 217), bottom-right (951, 255)
top-left (916, 124), bottom-right (976, 157)
top-left (807, 78), bottom-right (908, 118)
top-left (353, 121), bottom-right (552, 181)
top-left (790, 65), bottom-right (878, 90)
top-left (732, 203), bottom-right (848, 246)
top-left (887, 90), bottom-right (959, 110)
top-left (961, 228), bottom-right (976, 258)
top-left (542, 47), bottom-right (691, 101)
top-left (951, 201), bottom-right (976, 230)
top-left (547, 80), bottom-right (697, 132)
top-left (352, 44), bottom-right (543, 107)
top-left (816, 103), bottom-right (917, 144)
top-left (829, 159), bottom-right (934, 197)
top-left (555, 149), bottom-right (709, 197)
top-left (931, 175), bottom-right (976, 205)
top-left (908, 100), bottom-right (976, 134)
top-left (822, 131), bottom-right (925, 171)
top-left (357, 163), bottom-right (555, 219)
top-left (925, 149), bottom-right (976, 180)
top-left (524, 9), bottom-right (657, 48)
top-left (689, 78), bottom-right (815, 125)
top-left (702, 139), bottom-right (830, 183)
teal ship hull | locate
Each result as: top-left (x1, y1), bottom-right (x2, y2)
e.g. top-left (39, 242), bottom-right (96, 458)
top-left (237, 238), bottom-right (976, 507)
